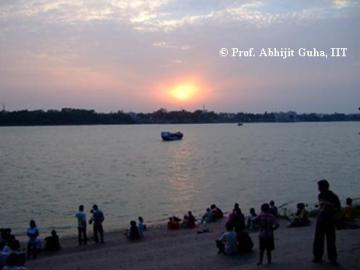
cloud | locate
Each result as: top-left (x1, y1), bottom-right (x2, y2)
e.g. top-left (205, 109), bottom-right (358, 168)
top-left (1, 0), bottom-right (359, 32)
top-left (153, 41), bottom-right (191, 50)
top-left (0, 0), bottom-right (359, 112)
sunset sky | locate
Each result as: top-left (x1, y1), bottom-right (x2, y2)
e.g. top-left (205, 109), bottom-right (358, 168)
top-left (0, 0), bottom-right (359, 113)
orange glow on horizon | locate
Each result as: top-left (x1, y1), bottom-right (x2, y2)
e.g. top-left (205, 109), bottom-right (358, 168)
top-left (153, 76), bottom-right (212, 109)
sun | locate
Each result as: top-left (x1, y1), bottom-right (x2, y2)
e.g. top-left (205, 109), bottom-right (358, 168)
top-left (170, 83), bottom-right (197, 101)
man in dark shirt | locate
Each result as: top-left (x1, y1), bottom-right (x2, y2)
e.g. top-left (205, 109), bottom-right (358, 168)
top-left (313, 179), bottom-right (341, 265)
top-left (90, 204), bottom-right (105, 243)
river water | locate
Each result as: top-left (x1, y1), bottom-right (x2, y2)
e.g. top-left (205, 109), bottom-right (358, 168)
top-left (1, 122), bottom-right (359, 237)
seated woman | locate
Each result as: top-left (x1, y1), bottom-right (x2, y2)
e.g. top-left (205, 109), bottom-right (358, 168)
top-left (216, 222), bottom-right (237, 255)
top-left (344, 197), bottom-right (354, 222)
top-left (44, 230), bottom-right (61, 252)
top-left (288, 203), bottom-right (310, 227)
top-left (236, 230), bottom-right (254, 253)
top-left (26, 220), bottom-right (41, 259)
top-left (167, 217), bottom-right (181, 230)
top-left (340, 197), bottom-right (360, 229)
top-left (127, 221), bottom-right (142, 240)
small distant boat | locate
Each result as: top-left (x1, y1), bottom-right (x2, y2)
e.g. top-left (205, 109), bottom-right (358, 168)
top-left (237, 122), bottom-right (243, 126)
top-left (161, 131), bottom-right (183, 141)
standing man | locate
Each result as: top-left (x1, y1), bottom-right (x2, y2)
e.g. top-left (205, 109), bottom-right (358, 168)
top-left (313, 179), bottom-right (341, 265)
top-left (90, 204), bottom-right (105, 243)
top-left (75, 205), bottom-right (87, 245)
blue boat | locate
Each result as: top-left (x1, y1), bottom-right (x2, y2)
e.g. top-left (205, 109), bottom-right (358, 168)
top-left (161, 131), bottom-right (183, 141)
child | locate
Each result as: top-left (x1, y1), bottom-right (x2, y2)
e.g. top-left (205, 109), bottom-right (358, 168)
top-left (255, 203), bottom-right (279, 265)
top-left (138, 216), bottom-right (147, 232)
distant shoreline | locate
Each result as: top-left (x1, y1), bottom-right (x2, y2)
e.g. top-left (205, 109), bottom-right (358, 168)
top-left (0, 121), bottom-right (359, 128)
top-left (1, 108), bottom-right (359, 126)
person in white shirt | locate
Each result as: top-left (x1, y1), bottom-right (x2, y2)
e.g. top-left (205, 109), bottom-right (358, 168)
top-left (138, 216), bottom-right (146, 235)
top-left (216, 222), bottom-right (238, 255)
top-left (26, 220), bottom-right (40, 259)
top-left (75, 205), bottom-right (87, 245)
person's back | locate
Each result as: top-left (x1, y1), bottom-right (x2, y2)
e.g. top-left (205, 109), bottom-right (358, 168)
top-left (138, 217), bottom-right (147, 232)
top-left (257, 212), bottom-right (277, 238)
top-left (187, 212), bottom-right (196, 228)
top-left (216, 222), bottom-right (238, 255)
top-left (201, 208), bottom-right (213, 224)
top-left (75, 210), bottom-right (86, 228)
top-left (233, 209), bottom-right (245, 231)
top-left (93, 209), bottom-right (104, 225)
top-left (247, 208), bottom-right (258, 231)
top-left (214, 207), bottom-right (224, 220)
top-left (44, 230), bottom-right (60, 252)
top-left (219, 231), bottom-right (237, 255)
top-left (256, 204), bottom-right (279, 265)
top-left (237, 231), bottom-right (253, 253)
top-left (75, 205), bottom-right (87, 245)
top-left (90, 205), bottom-right (104, 243)
top-left (269, 201), bottom-right (278, 218)
top-left (128, 221), bottom-right (140, 240)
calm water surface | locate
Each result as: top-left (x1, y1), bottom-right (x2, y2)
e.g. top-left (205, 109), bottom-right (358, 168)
top-left (1, 122), bottom-right (359, 237)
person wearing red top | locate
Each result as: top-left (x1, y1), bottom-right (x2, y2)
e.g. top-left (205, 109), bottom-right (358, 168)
top-left (255, 203), bottom-right (279, 265)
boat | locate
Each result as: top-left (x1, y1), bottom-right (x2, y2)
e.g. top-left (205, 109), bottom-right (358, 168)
top-left (161, 131), bottom-right (183, 141)
top-left (237, 122), bottom-right (243, 126)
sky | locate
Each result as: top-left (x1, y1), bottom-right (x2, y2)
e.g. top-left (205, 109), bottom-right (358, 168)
top-left (0, 0), bottom-right (359, 113)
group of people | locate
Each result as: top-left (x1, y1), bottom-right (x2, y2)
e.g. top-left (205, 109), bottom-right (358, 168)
top-left (201, 204), bottom-right (224, 224)
top-left (216, 203), bottom-right (254, 255)
top-left (1, 179), bottom-right (357, 269)
top-left (167, 211), bottom-right (197, 230)
top-left (75, 204), bottom-right (105, 245)
top-left (126, 217), bottom-right (147, 241)
top-left (0, 221), bottom-right (60, 269)
top-left (0, 229), bottom-right (24, 269)
top-left (216, 202), bottom-right (278, 265)
top-left (167, 205), bottom-right (223, 231)
top-left (216, 179), bottom-right (356, 266)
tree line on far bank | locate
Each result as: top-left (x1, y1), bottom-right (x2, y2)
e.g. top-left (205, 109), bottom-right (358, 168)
top-left (0, 108), bottom-right (359, 126)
